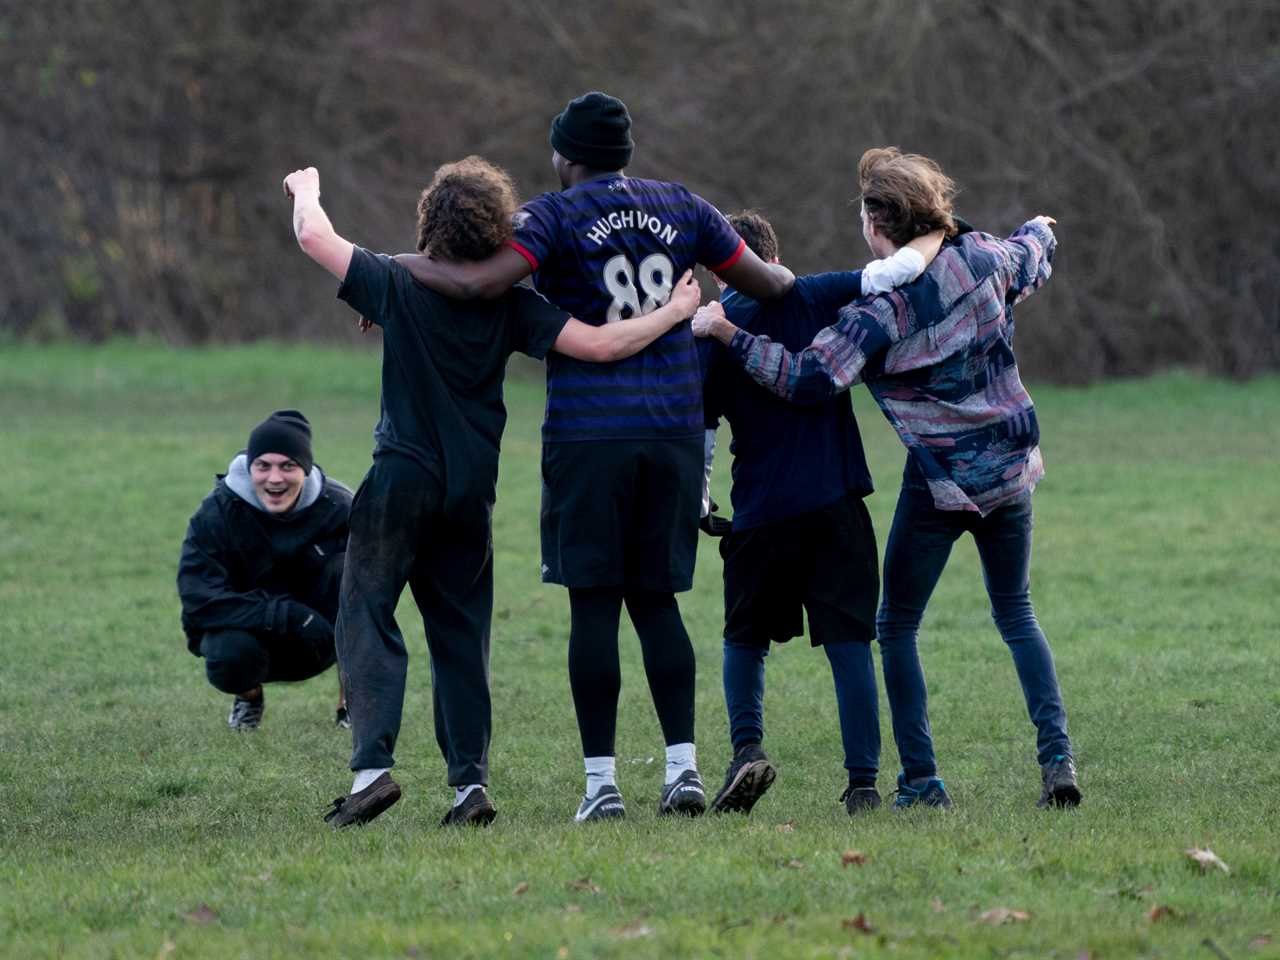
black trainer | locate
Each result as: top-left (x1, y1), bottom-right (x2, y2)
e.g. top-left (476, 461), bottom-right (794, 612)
top-left (575, 784), bottom-right (626, 822)
top-left (841, 784), bottom-right (882, 814)
top-left (334, 705), bottom-right (351, 729)
top-left (658, 769), bottom-right (707, 817)
top-left (1037, 755), bottom-right (1082, 808)
top-left (710, 744), bottom-right (776, 815)
top-left (440, 787), bottom-right (496, 827)
top-left (228, 694), bottom-right (264, 730)
top-left (323, 772), bottom-right (402, 828)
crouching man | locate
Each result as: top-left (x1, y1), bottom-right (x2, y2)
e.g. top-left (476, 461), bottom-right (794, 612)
top-left (178, 410), bottom-right (353, 729)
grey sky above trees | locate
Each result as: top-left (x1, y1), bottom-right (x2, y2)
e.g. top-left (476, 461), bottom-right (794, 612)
top-left (3, 0), bottom-right (1277, 380)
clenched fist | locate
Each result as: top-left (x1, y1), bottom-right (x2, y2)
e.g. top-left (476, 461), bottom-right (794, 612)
top-left (283, 167), bottom-right (321, 199)
top-left (691, 301), bottom-right (727, 339)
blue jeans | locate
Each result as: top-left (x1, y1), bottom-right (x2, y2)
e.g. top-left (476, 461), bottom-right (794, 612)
top-left (876, 482), bottom-right (1071, 780)
top-left (723, 639), bottom-right (880, 784)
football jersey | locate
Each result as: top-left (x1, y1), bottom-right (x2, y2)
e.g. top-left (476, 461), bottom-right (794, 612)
top-left (509, 175), bottom-right (745, 442)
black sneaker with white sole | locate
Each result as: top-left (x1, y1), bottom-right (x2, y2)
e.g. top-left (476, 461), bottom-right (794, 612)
top-left (575, 784), bottom-right (626, 822)
top-left (334, 705), bottom-right (351, 729)
top-left (228, 694), bottom-right (264, 730)
top-left (711, 744), bottom-right (776, 814)
top-left (658, 769), bottom-right (707, 817)
top-left (440, 787), bottom-right (497, 827)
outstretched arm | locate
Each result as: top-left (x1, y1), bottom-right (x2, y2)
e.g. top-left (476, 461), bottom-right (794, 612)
top-left (394, 247), bottom-right (532, 300)
top-left (552, 270), bottom-right (702, 362)
top-left (283, 168), bottom-right (354, 281)
top-left (1002, 215), bottom-right (1057, 305)
top-left (692, 299), bottom-right (888, 405)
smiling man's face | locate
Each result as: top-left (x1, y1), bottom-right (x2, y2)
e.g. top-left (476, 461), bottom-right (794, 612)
top-left (250, 453), bottom-right (305, 514)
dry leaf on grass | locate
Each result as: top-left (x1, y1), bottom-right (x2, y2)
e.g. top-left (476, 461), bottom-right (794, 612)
top-left (784, 858), bottom-right (805, 869)
top-left (842, 913), bottom-right (874, 934)
top-left (156, 938), bottom-right (176, 959)
top-left (556, 948), bottom-right (569, 959)
top-left (776, 820), bottom-right (796, 833)
top-left (1146, 905), bottom-right (1177, 923)
top-left (568, 877), bottom-right (601, 894)
top-left (841, 849), bottom-right (867, 867)
top-left (181, 904), bottom-right (218, 925)
top-left (1185, 847), bottom-right (1230, 873)
top-left (613, 921), bottom-right (654, 940)
top-left (979, 907), bottom-right (1030, 925)
top-left (513, 881), bottom-right (529, 896)
top-left (931, 898), bottom-right (946, 914)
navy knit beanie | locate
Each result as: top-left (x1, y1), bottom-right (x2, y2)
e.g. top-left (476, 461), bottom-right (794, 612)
top-left (550, 92), bottom-right (634, 170)
top-left (247, 409), bottom-right (314, 475)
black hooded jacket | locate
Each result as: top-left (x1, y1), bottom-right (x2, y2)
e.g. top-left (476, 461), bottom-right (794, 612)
top-left (177, 463), bottom-right (352, 655)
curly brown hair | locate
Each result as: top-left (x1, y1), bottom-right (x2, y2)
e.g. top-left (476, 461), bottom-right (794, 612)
top-left (727, 209), bottom-right (779, 262)
top-left (858, 147), bottom-right (958, 246)
top-left (415, 156), bottom-right (518, 261)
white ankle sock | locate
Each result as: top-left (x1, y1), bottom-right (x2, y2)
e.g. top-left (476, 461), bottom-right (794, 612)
top-left (584, 756), bottom-right (617, 796)
top-left (454, 784), bottom-right (484, 807)
top-left (352, 768), bottom-right (389, 793)
top-left (665, 742), bottom-right (696, 783)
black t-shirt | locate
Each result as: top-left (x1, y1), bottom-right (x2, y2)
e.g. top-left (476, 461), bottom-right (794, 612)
top-left (338, 246), bottom-right (569, 510)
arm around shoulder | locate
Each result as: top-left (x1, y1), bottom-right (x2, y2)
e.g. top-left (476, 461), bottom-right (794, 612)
top-left (552, 269), bottom-right (702, 363)
top-left (395, 246), bottom-right (532, 300)
top-left (715, 244), bottom-right (795, 300)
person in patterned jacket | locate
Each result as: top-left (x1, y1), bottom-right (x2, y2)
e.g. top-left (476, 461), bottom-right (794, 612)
top-left (693, 147), bottom-right (1082, 811)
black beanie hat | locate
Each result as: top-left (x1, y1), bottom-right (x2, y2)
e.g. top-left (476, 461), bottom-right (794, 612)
top-left (247, 409), bottom-right (314, 475)
top-left (550, 91), bottom-right (634, 171)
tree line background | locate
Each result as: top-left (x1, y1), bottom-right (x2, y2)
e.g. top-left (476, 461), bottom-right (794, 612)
top-left (3, 0), bottom-right (1277, 381)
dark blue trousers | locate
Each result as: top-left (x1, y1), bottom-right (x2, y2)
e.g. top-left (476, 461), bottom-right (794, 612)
top-left (722, 639), bottom-right (880, 784)
top-left (876, 483), bottom-right (1072, 780)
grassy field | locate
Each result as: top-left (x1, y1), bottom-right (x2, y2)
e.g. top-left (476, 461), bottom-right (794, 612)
top-left (2, 343), bottom-right (1278, 959)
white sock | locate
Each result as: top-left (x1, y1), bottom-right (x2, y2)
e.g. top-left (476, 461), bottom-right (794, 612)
top-left (351, 768), bottom-right (389, 793)
top-left (454, 784), bottom-right (485, 807)
top-left (584, 756), bottom-right (617, 797)
top-left (665, 742), bottom-right (697, 783)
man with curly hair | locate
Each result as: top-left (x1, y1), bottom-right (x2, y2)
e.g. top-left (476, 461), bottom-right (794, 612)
top-left (283, 158), bottom-right (702, 828)
top-left (397, 93), bottom-right (796, 822)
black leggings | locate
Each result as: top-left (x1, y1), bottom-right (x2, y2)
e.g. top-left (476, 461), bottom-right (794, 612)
top-left (568, 587), bottom-right (696, 757)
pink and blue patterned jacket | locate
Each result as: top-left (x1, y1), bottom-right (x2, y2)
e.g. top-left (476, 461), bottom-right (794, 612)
top-left (726, 220), bottom-right (1056, 514)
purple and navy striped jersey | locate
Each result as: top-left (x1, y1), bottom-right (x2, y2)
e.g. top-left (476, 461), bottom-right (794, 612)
top-left (508, 174), bottom-right (745, 443)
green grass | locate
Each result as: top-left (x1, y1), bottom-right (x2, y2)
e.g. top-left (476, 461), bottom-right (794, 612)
top-left (2, 342), bottom-right (1278, 959)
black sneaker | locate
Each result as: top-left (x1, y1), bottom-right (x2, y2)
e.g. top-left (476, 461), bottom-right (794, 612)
top-left (891, 772), bottom-right (953, 810)
top-left (440, 787), bottom-right (497, 827)
top-left (710, 744), bottom-right (776, 814)
top-left (334, 705), bottom-right (351, 730)
top-left (658, 769), bottom-right (707, 817)
top-left (575, 784), bottom-right (626, 822)
top-left (841, 785), bottom-right (882, 814)
top-left (323, 772), bottom-right (402, 828)
top-left (228, 694), bottom-right (264, 730)
top-left (1037, 755), bottom-right (1082, 808)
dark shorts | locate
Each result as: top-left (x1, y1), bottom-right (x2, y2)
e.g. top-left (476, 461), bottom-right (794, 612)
top-left (540, 436), bottom-right (702, 592)
top-left (720, 490), bottom-right (879, 649)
